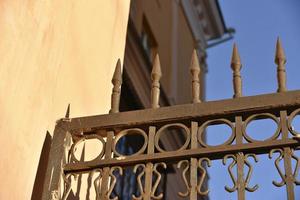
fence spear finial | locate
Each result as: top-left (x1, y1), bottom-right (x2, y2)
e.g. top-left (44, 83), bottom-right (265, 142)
top-left (275, 37), bottom-right (287, 92)
top-left (190, 49), bottom-right (201, 103)
top-left (65, 103), bottom-right (70, 118)
top-left (231, 43), bottom-right (242, 98)
top-left (109, 59), bottom-right (122, 114)
top-left (151, 54), bottom-right (162, 109)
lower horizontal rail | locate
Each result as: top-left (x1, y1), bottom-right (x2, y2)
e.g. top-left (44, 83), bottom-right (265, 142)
top-left (64, 138), bottom-right (300, 173)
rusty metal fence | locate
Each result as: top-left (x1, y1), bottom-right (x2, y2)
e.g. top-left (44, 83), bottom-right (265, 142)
top-left (42, 39), bottom-right (300, 200)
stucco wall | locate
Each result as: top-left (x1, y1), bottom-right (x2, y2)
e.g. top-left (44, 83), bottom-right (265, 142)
top-left (0, 0), bottom-right (130, 199)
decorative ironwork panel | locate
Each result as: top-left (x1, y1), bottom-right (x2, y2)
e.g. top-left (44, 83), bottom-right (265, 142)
top-left (42, 40), bottom-right (300, 200)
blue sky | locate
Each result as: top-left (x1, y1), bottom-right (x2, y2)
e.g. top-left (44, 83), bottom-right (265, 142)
top-left (206, 1), bottom-right (300, 199)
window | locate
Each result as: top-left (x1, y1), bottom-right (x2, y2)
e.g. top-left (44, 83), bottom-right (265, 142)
top-left (141, 17), bottom-right (158, 63)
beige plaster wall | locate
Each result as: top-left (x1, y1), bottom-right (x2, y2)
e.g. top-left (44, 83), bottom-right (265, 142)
top-left (0, 0), bottom-right (130, 199)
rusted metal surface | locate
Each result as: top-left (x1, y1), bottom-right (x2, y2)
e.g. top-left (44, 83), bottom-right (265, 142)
top-left (42, 41), bottom-right (300, 199)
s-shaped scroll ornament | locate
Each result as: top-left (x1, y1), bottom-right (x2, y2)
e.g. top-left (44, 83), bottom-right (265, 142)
top-left (269, 149), bottom-right (285, 187)
top-left (177, 158), bottom-right (211, 198)
top-left (197, 158), bottom-right (211, 195)
top-left (132, 164), bottom-right (146, 200)
top-left (269, 148), bottom-right (300, 187)
top-left (223, 153), bottom-right (258, 193)
top-left (107, 166), bottom-right (123, 200)
top-left (244, 154), bottom-right (259, 192)
top-left (132, 162), bottom-right (166, 200)
top-left (291, 148), bottom-right (300, 185)
top-left (223, 154), bottom-right (238, 192)
top-left (151, 163), bottom-right (167, 199)
top-left (91, 167), bottom-right (122, 200)
top-left (177, 160), bottom-right (190, 197)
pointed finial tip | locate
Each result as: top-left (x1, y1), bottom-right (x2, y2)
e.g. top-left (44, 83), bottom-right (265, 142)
top-left (152, 53), bottom-right (162, 76)
top-left (112, 59), bottom-right (122, 82)
top-left (232, 43), bottom-right (238, 53)
top-left (276, 37), bottom-right (282, 49)
top-left (275, 37), bottom-right (286, 62)
top-left (231, 43), bottom-right (241, 67)
top-left (116, 58), bottom-right (121, 68)
top-left (115, 59), bottom-right (122, 72)
top-left (192, 49), bottom-right (198, 59)
top-left (190, 49), bottom-right (200, 71)
top-left (192, 48), bottom-right (197, 56)
top-left (65, 103), bottom-right (70, 118)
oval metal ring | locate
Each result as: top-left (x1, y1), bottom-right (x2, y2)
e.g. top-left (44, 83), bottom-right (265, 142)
top-left (71, 134), bottom-right (106, 163)
top-left (155, 123), bottom-right (190, 153)
top-left (288, 108), bottom-right (300, 136)
top-left (198, 119), bottom-right (235, 148)
top-left (113, 128), bottom-right (148, 157)
top-left (242, 113), bottom-right (281, 143)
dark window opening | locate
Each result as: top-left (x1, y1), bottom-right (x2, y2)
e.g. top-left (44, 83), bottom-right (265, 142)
top-left (141, 16), bottom-right (158, 64)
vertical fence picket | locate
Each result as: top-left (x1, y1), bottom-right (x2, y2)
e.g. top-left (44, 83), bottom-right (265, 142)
top-left (100, 131), bottom-right (114, 200)
top-left (190, 122), bottom-right (199, 200)
top-left (235, 116), bottom-right (246, 200)
top-left (281, 111), bottom-right (295, 200)
top-left (190, 50), bottom-right (201, 103)
top-left (275, 38), bottom-right (287, 93)
top-left (110, 59), bottom-right (122, 114)
top-left (151, 54), bottom-right (162, 109)
top-left (231, 43), bottom-right (242, 98)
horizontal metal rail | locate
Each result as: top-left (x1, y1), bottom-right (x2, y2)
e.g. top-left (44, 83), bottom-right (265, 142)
top-left (61, 90), bottom-right (300, 132)
top-left (64, 138), bottom-right (299, 173)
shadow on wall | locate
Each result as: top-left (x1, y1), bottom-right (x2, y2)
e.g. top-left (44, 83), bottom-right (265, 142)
top-left (31, 131), bottom-right (52, 200)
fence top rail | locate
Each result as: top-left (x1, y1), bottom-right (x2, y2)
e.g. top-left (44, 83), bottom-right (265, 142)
top-left (60, 90), bottom-right (300, 132)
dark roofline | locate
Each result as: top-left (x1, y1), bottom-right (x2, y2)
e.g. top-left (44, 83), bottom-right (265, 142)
top-left (215, 0), bottom-right (228, 33)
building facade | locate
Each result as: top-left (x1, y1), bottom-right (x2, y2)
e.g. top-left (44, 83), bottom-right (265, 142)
top-left (123, 0), bottom-right (227, 108)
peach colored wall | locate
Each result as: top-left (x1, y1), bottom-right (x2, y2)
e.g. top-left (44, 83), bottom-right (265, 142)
top-left (0, 0), bottom-right (130, 199)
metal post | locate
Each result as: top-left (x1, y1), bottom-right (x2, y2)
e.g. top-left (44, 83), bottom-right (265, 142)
top-left (280, 111), bottom-right (295, 200)
top-left (190, 122), bottom-right (199, 199)
top-left (100, 131), bottom-right (114, 200)
top-left (42, 124), bottom-right (70, 200)
top-left (235, 116), bottom-right (245, 200)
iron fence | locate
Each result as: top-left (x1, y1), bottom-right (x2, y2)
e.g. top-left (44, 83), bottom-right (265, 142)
top-left (42, 39), bottom-right (300, 200)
